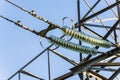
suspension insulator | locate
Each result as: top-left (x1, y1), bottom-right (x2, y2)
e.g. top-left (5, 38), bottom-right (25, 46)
top-left (48, 35), bottom-right (98, 55)
top-left (61, 27), bottom-right (112, 48)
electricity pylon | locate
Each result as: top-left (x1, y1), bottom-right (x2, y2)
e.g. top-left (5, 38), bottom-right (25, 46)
top-left (0, 0), bottom-right (120, 80)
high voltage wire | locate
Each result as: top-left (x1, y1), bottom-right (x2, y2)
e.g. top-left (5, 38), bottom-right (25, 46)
top-left (0, 15), bottom-right (99, 54)
top-left (4, 0), bottom-right (114, 47)
top-left (0, 0), bottom-right (114, 55)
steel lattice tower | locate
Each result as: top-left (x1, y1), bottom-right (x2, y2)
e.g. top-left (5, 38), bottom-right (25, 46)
top-left (0, 0), bottom-right (120, 80)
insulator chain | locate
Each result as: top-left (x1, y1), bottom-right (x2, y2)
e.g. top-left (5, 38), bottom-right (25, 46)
top-left (61, 27), bottom-right (112, 48)
top-left (47, 35), bottom-right (98, 55)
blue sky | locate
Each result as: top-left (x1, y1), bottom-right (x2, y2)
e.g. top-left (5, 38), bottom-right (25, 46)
top-left (0, 0), bottom-right (120, 80)
top-left (0, 0), bottom-right (78, 80)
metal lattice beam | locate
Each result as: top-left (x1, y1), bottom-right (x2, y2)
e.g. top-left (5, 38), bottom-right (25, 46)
top-left (71, 47), bottom-right (120, 75)
top-left (0, 0), bottom-right (119, 80)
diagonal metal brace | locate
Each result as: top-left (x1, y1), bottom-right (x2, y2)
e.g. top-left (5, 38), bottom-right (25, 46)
top-left (108, 67), bottom-right (120, 80)
top-left (70, 47), bottom-right (120, 75)
top-left (79, 1), bottom-right (120, 23)
top-left (20, 70), bottom-right (44, 80)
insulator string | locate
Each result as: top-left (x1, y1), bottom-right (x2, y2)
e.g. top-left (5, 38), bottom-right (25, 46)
top-left (61, 27), bottom-right (112, 48)
top-left (5, 0), bottom-right (116, 48)
top-left (0, 15), bottom-right (112, 49)
top-left (0, 15), bottom-right (111, 55)
top-left (47, 35), bottom-right (98, 55)
top-left (62, 17), bottom-right (76, 42)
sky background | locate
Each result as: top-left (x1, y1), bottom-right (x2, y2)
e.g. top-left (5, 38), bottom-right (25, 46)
top-left (0, 0), bottom-right (120, 80)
